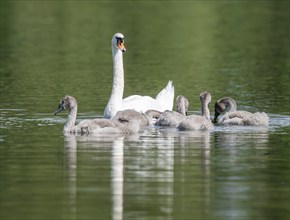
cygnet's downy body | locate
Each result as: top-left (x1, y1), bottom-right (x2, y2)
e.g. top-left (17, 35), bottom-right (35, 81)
top-left (154, 95), bottom-right (189, 127)
top-left (213, 97), bottom-right (269, 126)
top-left (54, 96), bottom-right (141, 135)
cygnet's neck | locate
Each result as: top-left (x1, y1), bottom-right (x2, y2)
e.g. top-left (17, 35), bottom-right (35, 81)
top-left (201, 101), bottom-right (210, 120)
top-left (176, 102), bottom-right (186, 115)
top-left (64, 105), bottom-right (77, 133)
top-left (225, 98), bottom-right (237, 112)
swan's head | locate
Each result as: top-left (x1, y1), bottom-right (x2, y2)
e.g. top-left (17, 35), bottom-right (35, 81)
top-left (112, 33), bottom-right (126, 52)
top-left (54, 95), bottom-right (77, 115)
top-left (213, 97), bottom-right (237, 123)
top-left (176, 95), bottom-right (189, 115)
top-left (200, 91), bottom-right (211, 105)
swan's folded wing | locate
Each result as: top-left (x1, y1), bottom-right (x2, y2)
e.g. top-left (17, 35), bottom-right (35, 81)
top-left (155, 80), bottom-right (175, 111)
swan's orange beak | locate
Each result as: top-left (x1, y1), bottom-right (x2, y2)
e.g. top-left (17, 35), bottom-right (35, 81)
top-left (117, 40), bottom-right (126, 52)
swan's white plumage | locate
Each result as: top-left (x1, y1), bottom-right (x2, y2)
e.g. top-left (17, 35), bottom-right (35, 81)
top-left (103, 33), bottom-right (174, 118)
top-left (155, 80), bottom-right (175, 111)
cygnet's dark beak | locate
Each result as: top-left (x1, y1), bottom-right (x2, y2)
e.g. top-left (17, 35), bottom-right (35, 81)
top-left (212, 111), bottom-right (220, 123)
top-left (54, 105), bottom-right (64, 115)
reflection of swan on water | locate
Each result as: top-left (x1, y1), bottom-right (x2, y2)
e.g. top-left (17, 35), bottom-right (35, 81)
top-left (214, 129), bottom-right (269, 148)
top-left (104, 33), bottom-right (175, 119)
top-left (64, 135), bottom-right (77, 218)
top-left (63, 135), bottom-right (126, 220)
top-left (111, 138), bottom-right (125, 220)
top-left (213, 97), bottom-right (269, 126)
top-left (54, 95), bottom-right (141, 135)
top-left (159, 128), bottom-right (212, 217)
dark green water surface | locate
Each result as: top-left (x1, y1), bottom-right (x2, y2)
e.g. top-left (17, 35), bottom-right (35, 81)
top-left (1, 1), bottom-right (289, 220)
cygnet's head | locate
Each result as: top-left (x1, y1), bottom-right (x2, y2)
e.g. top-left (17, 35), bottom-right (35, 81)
top-left (54, 95), bottom-right (77, 115)
top-left (200, 91), bottom-right (211, 104)
top-left (176, 95), bottom-right (189, 115)
top-left (112, 33), bottom-right (126, 52)
top-left (213, 97), bottom-right (237, 123)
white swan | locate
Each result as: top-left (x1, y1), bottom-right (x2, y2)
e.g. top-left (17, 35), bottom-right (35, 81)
top-left (54, 96), bottom-right (141, 135)
top-left (103, 33), bottom-right (175, 119)
top-left (154, 95), bottom-right (189, 127)
top-left (213, 97), bottom-right (269, 126)
top-left (178, 91), bottom-right (213, 131)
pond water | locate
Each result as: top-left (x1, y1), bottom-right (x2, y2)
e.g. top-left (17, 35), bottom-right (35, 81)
top-left (0, 1), bottom-right (289, 220)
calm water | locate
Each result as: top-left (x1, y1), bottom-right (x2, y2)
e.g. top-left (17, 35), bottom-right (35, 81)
top-left (1, 1), bottom-right (289, 220)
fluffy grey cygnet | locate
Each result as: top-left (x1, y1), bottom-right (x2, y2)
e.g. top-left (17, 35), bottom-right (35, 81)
top-left (213, 97), bottom-right (269, 126)
top-left (54, 95), bottom-right (141, 135)
top-left (178, 91), bottom-right (213, 131)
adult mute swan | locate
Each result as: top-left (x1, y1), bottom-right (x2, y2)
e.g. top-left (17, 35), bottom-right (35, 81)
top-left (54, 96), bottom-right (141, 135)
top-left (213, 97), bottom-right (269, 126)
top-left (103, 33), bottom-right (175, 119)
top-left (178, 91), bottom-right (213, 131)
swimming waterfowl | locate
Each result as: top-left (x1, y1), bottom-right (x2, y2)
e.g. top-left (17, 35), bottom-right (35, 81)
top-left (155, 95), bottom-right (189, 127)
top-left (213, 97), bottom-right (269, 126)
top-left (54, 96), bottom-right (141, 135)
top-left (112, 109), bottom-right (152, 127)
top-left (178, 92), bottom-right (213, 131)
top-left (103, 33), bottom-right (175, 118)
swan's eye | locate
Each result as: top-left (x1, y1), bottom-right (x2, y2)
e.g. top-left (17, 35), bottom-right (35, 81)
top-left (116, 37), bottom-right (124, 43)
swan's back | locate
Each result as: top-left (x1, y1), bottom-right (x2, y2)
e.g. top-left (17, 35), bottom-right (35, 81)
top-left (121, 96), bottom-right (163, 113)
top-left (121, 81), bottom-right (175, 112)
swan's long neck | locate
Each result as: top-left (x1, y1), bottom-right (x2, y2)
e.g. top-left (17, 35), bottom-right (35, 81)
top-left (104, 49), bottom-right (124, 118)
top-left (201, 101), bottom-right (210, 120)
top-left (64, 105), bottom-right (77, 133)
top-left (111, 49), bottom-right (124, 101)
